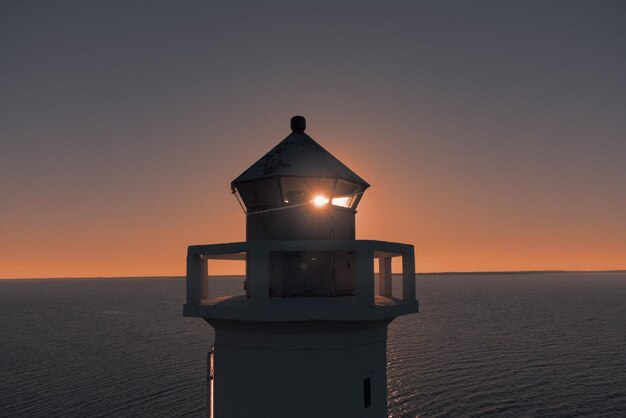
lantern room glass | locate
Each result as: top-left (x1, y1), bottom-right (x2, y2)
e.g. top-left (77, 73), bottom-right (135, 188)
top-left (332, 179), bottom-right (362, 208)
top-left (280, 177), bottom-right (335, 205)
top-left (234, 177), bottom-right (364, 213)
top-left (279, 177), bottom-right (363, 209)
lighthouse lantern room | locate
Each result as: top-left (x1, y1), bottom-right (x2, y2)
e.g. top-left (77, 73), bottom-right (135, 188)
top-left (183, 116), bottom-right (419, 418)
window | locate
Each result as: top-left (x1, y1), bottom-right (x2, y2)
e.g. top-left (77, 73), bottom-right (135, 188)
top-left (363, 376), bottom-right (371, 408)
top-left (280, 177), bottom-right (335, 204)
top-left (333, 180), bottom-right (362, 208)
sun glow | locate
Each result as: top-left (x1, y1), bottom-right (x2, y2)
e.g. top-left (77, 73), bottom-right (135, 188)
top-left (312, 195), bottom-right (329, 207)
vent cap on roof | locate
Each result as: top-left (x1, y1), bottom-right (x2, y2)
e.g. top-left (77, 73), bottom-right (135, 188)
top-left (291, 116), bottom-right (306, 133)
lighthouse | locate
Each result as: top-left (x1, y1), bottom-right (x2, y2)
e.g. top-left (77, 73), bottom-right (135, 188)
top-left (183, 116), bottom-right (418, 418)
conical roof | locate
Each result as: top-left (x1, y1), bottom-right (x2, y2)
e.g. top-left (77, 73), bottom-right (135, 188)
top-left (232, 122), bottom-right (369, 188)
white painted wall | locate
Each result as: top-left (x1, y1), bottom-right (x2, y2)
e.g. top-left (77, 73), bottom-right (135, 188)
top-left (209, 319), bottom-right (391, 418)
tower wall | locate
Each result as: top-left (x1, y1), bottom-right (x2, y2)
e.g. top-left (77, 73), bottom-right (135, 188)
top-left (246, 205), bottom-right (355, 241)
top-left (208, 319), bottom-right (390, 418)
top-left (247, 206), bottom-right (357, 297)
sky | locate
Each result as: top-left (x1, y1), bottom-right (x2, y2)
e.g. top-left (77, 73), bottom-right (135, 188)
top-left (1, 1), bottom-right (625, 278)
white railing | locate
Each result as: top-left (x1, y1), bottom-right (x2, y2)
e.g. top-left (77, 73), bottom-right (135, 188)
top-left (186, 240), bottom-right (415, 307)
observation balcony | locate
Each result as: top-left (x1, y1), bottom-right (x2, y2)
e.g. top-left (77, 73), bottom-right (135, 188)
top-left (183, 240), bottom-right (419, 322)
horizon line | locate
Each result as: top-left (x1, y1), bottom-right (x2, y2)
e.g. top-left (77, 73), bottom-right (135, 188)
top-left (1, 269), bottom-right (625, 280)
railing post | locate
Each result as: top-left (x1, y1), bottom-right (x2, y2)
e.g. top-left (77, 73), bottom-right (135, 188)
top-left (378, 256), bottom-right (392, 298)
top-left (356, 247), bottom-right (375, 306)
top-left (187, 247), bottom-right (207, 304)
top-left (247, 245), bottom-right (269, 301)
top-left (401, 250), bottom-right (416, 301)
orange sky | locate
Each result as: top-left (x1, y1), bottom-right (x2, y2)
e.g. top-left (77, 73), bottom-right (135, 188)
top-left (1, 121), bottom-right (624, 279)
top-left (1, 2), bottom-right (625, 278)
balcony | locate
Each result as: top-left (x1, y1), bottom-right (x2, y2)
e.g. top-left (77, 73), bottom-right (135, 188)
top-left (183, 240), bottom-right (419, 322)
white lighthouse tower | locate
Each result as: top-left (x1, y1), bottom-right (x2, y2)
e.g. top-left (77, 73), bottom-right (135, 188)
top-left (183, 116), bottom-right (418, 418)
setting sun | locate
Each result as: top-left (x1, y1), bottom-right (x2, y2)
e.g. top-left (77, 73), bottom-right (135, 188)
top-left (312, 195), bottom-right (329, 207)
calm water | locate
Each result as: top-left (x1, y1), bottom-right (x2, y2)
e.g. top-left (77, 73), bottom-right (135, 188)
top-left (1, 273), bottom-right (625, 417)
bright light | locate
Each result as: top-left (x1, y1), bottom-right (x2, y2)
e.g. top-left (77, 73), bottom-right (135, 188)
top-left (331, 196), bottom-right (350, 207)
top-left (312, 195), bottom-right (329, 207)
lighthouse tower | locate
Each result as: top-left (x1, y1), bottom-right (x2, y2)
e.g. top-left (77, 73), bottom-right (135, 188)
top-left (183, 116), bottom-right (418, 418)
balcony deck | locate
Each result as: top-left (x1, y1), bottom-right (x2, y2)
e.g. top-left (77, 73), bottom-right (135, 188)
top-left (184, 294), bottom-right (418, 322)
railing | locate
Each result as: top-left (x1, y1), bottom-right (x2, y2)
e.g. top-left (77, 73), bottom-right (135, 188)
top-left (186, 240), bottom-right (416, 307)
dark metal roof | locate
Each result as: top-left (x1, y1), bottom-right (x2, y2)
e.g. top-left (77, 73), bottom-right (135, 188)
top-left (232, 132), bottom-right (370, 187)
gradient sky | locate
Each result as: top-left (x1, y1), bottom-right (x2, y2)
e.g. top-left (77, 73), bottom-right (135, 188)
top-left (1, 1), bottom-right (625, 278)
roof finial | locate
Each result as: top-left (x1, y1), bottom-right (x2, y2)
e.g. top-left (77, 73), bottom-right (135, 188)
top-left (290, 115), bottom-right (306, 133)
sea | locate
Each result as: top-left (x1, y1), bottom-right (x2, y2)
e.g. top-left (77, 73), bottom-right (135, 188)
top-left (1, 273), bottom-right (625, 417)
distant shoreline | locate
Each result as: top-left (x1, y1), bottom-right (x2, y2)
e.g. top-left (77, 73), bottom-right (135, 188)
top-left (1, 270), bottom-right (625, 280)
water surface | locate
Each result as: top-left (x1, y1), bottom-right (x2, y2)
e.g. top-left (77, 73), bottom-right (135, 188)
top-left (1, 273), bottom-right (625, 417)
